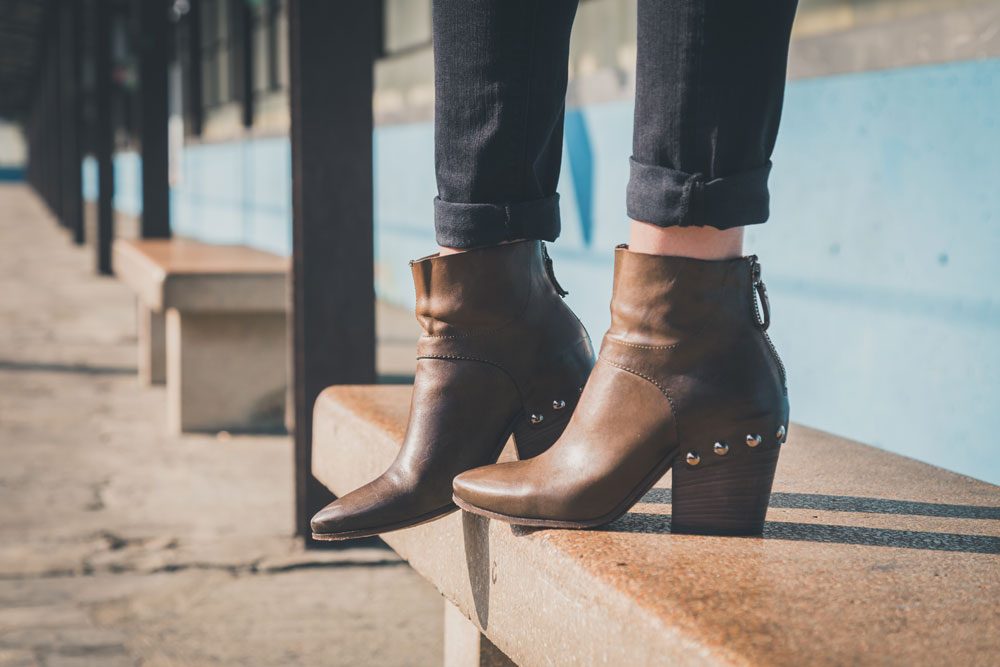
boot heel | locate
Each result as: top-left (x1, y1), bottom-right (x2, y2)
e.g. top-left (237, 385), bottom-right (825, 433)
top-left (511, 407), bottom-right (572, 460)
top-left (670, 425), bottom-right (785, 536)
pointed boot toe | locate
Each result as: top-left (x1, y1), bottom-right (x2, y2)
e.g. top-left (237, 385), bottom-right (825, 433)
top-left (310, 476), bottom-right (455, 540)
top-left (310, 502), bottom-right (351, 537)
top-left (309, 483), bottom-right (391, 540)
top-left (312, 241), bottom-right (594, 540)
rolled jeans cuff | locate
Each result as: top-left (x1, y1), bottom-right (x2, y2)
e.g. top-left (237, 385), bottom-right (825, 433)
top-left (626, 158), bottom-right (772, 230)
top-left (434, 194), bottom-right (561, 249)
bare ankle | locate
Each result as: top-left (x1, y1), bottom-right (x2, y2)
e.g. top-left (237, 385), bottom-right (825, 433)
top-left (628, 220), bottom-right (744, 260)
top-left (438, 239), bottom-right (528, 256)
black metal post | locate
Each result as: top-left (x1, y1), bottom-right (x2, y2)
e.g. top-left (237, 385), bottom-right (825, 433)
top-left (60, 0), bottom-right (84, 244)
top-left (95, 0), bottom-right (114, 274)
top-left (39, 31), bottom-right (60, 217)
top-left (48, 23), bottom-right (62, 221)
top-left (52, 34), bottom-right (63, 221)
top-left (287, 0), bottom-right (378, 540)
top-left (185, 0), bottom-right (203, 137)
top-left (239, 0), bottom-right (253, 128)
top-left (137, 0), bottom-right (171, 238)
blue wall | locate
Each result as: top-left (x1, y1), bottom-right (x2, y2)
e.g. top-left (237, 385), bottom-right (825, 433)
top-left (92, 58), bottom-right (1000, 484)
top-left (82, 151), bottom-right (144, 218)
top-left (0, 166), bottom-right (24, 181)
top-left (172, 136), bottom-right (292, 252)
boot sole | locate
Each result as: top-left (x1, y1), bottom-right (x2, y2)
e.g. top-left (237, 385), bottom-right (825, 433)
top-left (453, 437), bottom-right (780, 536)
top-left (452, 447), bottom-right (679, 530)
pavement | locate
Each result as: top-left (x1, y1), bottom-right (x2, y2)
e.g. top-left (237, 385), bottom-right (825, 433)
top-left (0, 185), bottom-right (443, 667)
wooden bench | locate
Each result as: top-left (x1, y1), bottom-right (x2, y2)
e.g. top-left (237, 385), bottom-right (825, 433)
top-left (113, 239), bottom-right (288, 434)
top-left (312, 385), bottom-right (1000, 666)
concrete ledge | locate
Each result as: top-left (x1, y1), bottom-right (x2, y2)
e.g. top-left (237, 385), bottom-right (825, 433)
top-left (313, 385), bottom-right (1000, 666)
top-left (112, 238), bottom-right (288, 432)
top-left (113, 238), bottom-right (288, 313)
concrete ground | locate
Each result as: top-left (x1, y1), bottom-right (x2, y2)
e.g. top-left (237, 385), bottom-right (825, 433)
top-left (0, 185), bottom-right (442, 667)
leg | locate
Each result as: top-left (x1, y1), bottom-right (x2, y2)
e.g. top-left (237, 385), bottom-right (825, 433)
top-left (453, 1), bottom-right (796, 535)
top-left (136, 301), bottom-right (166, 385)
top-left (443, 600), bottom-right (514, 667)
top-left (628, 0), bottom-right (798, 258)
top-left (433, 0), bottom-right (579, 251)
top-left (310, 2), bottom-right (595, 541)
top-left (165, 309), bottom-right (287, 434)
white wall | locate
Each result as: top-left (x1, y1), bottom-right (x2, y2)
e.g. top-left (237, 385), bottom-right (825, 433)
top-left (0, 121), bottom-right (26, 168)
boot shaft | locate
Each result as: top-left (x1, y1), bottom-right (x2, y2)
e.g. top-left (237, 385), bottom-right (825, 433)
top-left (605, 245), bottom-right (762, 348)
top-left (601, 245), bottom-right (787, 420)
top-left (410, 241), bottom-right (563, 335)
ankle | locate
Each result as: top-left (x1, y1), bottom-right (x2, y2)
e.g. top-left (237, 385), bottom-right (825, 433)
top-left (628, 220), bottom-right (744, 260)
top-left (438, 239), bottom-right (528, 256)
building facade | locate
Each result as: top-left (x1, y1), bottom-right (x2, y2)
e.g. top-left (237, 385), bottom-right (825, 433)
top-left (83, 0), bottom-right (1000, 483)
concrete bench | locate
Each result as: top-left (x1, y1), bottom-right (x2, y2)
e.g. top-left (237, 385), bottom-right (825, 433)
top-left (313, 385), bottom-right (1000, 666)
top-left (113, 239), bottom-right (288, 434)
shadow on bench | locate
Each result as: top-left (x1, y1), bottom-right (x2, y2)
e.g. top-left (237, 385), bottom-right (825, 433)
top-left (312, 385), bottom-right (1000, 666)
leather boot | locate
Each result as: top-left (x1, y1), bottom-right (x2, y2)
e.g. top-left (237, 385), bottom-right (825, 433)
top-left (311, 240), bottom-right (594, 540)
top-left (453, 246), bottom-right (789, 535)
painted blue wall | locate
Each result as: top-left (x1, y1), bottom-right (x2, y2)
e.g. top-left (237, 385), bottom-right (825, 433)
top-left (82, 152), bottom-right (144, 218)
top-left (91, 58), bottom-right (1000, 484)
top-left (375, 59), bottom-right (1000, 485)
top-left (0, 167), bottom-right (24, 181)
top-left (172, 136), bottom-right (293, 252)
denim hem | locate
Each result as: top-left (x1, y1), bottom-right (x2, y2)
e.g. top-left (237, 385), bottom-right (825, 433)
top-left (433, 194), bottom-right (561, 249)
top-left (626, 158), bottom-right (772, 230)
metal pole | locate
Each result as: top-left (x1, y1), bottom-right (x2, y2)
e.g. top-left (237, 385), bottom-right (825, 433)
top-left (287, 0), bottom-right (378, 540)
top-left (60, 0), bottom-right (84, 244)
top-left (95, 0), bottom-right (114, 274)
top-left (137, 0), bottom-right (171, 238)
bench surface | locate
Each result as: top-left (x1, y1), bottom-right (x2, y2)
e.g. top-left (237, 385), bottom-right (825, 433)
top-left (113, 239), bottom-right (288, 312)
top-left (313, 385), bottom-right (1000, 667)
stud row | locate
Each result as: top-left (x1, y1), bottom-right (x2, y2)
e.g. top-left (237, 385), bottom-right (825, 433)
top-left (685, 425), bottom-right (786, 466)
top-left (529, 398), bottom-right (570, 425)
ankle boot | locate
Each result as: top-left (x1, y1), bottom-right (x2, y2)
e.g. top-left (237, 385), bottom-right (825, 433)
top-left (453, 245), bottom-right (789, 535)
top-left (310, 241), bottom-right (594, 540)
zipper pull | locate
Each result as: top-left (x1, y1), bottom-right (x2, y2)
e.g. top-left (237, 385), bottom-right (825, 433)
top-left (540, 242), bottom-right (569, 297)
top-left (751, 257), bottom-right (770, 331)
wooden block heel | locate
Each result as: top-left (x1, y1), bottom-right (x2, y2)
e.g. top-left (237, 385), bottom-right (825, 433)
top-left (671, 433), bottom-right (783, 536)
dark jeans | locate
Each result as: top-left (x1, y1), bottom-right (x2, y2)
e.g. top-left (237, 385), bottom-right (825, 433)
top-left (433, 0), bottom-right (799, 249)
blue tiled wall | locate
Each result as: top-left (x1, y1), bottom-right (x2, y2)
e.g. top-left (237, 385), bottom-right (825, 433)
top-left (89, 58), bottom-right (1000, 484)
top-left (172, 136), bottom-right (293, 253)
top-left (82, 152), bottom-right (143, 217)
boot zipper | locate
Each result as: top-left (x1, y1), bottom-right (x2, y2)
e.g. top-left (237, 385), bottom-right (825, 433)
top-left (749, 257), bottom-right (787, 387)
top-left (541, 242), bottom-right (569, 297)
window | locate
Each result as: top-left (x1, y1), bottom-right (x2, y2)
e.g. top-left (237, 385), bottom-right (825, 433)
top-left (200, 0), bottom-right (234, 110)
top-left (252, 0), bottom-right (290, 96)
top-left (249, 0), bottom-right (289, 130)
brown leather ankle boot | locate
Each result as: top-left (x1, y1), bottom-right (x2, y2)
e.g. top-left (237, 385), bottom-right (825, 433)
top-left (453, 245), bottom-right (789, 536)
top-left (310, 240), bottom-right (594, 540)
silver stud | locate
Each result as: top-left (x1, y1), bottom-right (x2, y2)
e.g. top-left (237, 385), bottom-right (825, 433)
top-left (746, 433), bottom-right (762, 448)
top-left (713, 441), bottom-right (729, 456)
top-left (685, 451), bottom-right (700, 466)
top-left (776, 425), bottom-right (786, 441)
top-left (530, 414), bottom-right (544, 425)
top-left (552, 399), bottom-right (566, 410)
